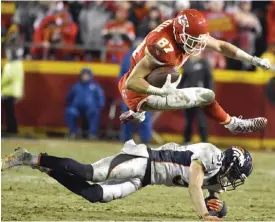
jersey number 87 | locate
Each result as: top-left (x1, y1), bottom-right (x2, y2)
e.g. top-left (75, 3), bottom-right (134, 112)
top-left (157, 38), bottom-right (174, 53)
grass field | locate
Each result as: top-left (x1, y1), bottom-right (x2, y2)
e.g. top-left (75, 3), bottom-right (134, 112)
top-left (1, 138), bottom-right (275, 221)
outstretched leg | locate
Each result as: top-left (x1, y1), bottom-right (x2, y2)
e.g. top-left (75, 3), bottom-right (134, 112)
top-left (48, 170), bottom-right (103, 203)
top-left (143, 87), bottom-right (267, 134)
top-left (46, 170), bottom-right (142, 203)
top-left (1, 149), bottom-right (148, 183)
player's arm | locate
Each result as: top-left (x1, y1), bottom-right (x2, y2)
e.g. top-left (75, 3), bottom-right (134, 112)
top-left (188, 160), bottom-right (221, 221)
top-left (206, 36), bottom-right (270, 70)
top-left (125, 54), bottom-right (161, 94)
top-left (126, 44), bottom-right (179, 96)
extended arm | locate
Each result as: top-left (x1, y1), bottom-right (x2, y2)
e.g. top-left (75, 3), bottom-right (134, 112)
top-left (206, 36), bottom-right (270, 70)
top-left (189, 161), bottom-right (221, 221)
top-left (125, 52), bottom-right (163, 95)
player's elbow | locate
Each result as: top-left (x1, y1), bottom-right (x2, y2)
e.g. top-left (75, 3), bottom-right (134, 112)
top-left (125, 77), bottom-right (134, 90)
top-left (216, 40), bottom-right (230, 54)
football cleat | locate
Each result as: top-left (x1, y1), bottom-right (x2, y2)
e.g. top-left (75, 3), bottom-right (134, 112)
top-left (119, 110), bottom-right (146, 124)
top-left (1, 148), bottom-right (32, 171)
top-left (225, 116), bottom-right (267, 134)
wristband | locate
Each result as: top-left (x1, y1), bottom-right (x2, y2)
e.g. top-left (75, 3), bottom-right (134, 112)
top-left (236, 49), bottom-right (253, 63)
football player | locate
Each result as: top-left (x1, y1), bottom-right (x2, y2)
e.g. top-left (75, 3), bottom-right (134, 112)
top-left (2, 141), bottom-right (253, 221)
top-left (118, 9), bottom-right (270, 133)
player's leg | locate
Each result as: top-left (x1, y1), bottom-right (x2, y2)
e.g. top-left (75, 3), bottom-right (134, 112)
top-left (98, 178), bottom-right (142, 202)
top-left (91, 155), bottom-right (147, 183)
top-left (143, 87), bottom-right (215, 111)
top-left (48, 170), bottom-right (104, 203)
top-left (143, 88), bottom-right (267, 133)
top-left (1, 149), bottom-right (95, 180)
top-left (38, 169), bottom-right (142, 203)
top-left (1, 149), bottom-right (148, 183)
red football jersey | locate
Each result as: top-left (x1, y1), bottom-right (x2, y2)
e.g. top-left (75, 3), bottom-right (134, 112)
top-left (129, 19), bottom-right (189, 76)
top-left (118, 19), bottom-right (190, 111)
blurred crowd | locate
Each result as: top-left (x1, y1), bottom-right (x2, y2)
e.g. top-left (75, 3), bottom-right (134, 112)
top-left (1, 0), bottom-right (274, 70)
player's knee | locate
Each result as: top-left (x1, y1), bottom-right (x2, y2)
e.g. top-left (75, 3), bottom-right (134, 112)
top-left (201, 89), bottom-right (215, 104)
top-left (129, 178), bottom-right (142, 191)
top-left (82, 184), bottom-right (104, 203)
top-left (83, 164), bottom-right (94, 181)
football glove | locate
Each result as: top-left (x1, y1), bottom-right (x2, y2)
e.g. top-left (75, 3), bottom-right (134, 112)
top-left (251, 57), bottom-right (271, 70)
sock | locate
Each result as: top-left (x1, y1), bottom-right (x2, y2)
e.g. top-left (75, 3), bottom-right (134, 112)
top-left (39, 155), bottom-right (94, 180)
top-left (30, 154), bottom-right (39, 165)
top-left (49, 170), bottom-right (103, 203)
top-left (202, 100), bottom-right (231, 124)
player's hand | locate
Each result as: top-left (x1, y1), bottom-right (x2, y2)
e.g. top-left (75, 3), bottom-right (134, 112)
top-left (206, 199), bottom-right (224, 212)
top-left (202, 215), bottom-right (222, 221)
top-left (161, 74), bottom-right (182, 96)
top-left (251, 57), bottom-right (271, 70)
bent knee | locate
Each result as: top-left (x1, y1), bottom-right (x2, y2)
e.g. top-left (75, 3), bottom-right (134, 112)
top-left (201, 89), bottom-right (215, 104)
top-left (82, 184), bottom-right (103, 203)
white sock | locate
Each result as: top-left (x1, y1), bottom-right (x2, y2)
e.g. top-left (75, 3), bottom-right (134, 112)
top-left (30, 154), bottom-right (39, 165)
top-left (224, 117), bottom-right (236, 128)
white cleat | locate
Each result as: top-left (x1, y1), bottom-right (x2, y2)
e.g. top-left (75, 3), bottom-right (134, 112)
top-left (1, 148), bottom-right (32, 171)
top-left (119, 110), bottom-right (146, 124)
top-left (225, 116), bottom-right (268, 134)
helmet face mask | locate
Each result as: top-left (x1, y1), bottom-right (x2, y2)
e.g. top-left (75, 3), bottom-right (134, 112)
top-left (218, 164), bottom-right (247, 191)
top-left (173, 9), bottom-right (209, 56)
top-left (181, 32), bottom-right (209, 56)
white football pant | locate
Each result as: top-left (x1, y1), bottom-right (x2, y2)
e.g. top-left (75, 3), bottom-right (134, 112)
top-left (143, 87), bottom-right (215, 111)
top-left (91, 155), bottom-right (148, 202)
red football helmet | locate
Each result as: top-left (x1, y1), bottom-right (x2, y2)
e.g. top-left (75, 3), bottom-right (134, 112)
top-left (173, 9), bottom-right (209, 56)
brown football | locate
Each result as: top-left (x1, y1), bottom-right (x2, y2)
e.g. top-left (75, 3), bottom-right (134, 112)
top-left (146, 66), bottom-right (180, 88)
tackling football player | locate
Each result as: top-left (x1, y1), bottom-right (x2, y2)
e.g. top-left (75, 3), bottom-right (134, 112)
top-left (2, 141), bottom-right (253, 221)
top-left (118, 9), bottom-right (270, 134)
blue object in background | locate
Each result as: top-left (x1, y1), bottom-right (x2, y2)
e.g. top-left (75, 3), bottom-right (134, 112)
top-left (65, 68), bottom-right (105, 137)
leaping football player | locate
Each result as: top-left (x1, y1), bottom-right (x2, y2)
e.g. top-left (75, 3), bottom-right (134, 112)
top-left (2, 141), bottom-right (253, 221)
top-left (118, 9), bottom-right (270, 133)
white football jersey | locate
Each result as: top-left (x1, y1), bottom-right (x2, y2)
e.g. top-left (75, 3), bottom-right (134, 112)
top-left (150, 143), bottom-right (224, 192)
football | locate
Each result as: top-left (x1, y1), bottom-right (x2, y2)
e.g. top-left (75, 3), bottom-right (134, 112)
top-left (146, 66), bottom-right (180, 88)
top-left (205, 196), bottom-right (227, 218)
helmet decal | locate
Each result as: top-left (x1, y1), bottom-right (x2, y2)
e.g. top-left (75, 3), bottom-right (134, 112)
top-left (232, 147), bottom-right (245, 167)
top-left (178, 14), bottom-right (189, 28)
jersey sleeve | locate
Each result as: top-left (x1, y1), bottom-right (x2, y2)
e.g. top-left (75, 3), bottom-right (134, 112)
top-left (144, 33), bottom-right (175, 66)
top-left (191, 143), bottom-right (223, 173)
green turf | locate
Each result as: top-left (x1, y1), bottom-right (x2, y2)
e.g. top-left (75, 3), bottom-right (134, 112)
top-left (1, 138), bottom-right (275, 221)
